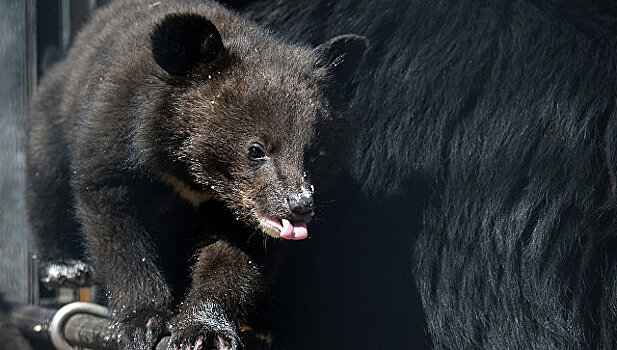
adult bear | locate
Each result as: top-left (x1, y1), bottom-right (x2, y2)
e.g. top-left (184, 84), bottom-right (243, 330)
top-left (222, 0), bottom-right (617, 348)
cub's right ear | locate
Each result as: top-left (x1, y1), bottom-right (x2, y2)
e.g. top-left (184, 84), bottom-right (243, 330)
top-left (151, 13), bottom-right (225, 76)
top-left (315, 34), bottom-right (369, 88)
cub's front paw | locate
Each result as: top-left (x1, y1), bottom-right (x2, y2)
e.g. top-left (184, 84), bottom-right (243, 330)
top-left (116, 308), bottom-right (172, 349)
top-left (169, 314), bottom-right (239, 350)
top-left (40, 259), bottom-right (95, 289)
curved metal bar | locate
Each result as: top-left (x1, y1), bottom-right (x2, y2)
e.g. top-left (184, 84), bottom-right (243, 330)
top-left (49, 302), bottom-right (111, 350)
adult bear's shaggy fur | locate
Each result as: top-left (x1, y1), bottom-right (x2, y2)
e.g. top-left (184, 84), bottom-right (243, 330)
top-left (220, 0), bottom-right (617, 348)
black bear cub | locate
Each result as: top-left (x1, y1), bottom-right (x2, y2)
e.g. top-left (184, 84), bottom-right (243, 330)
top-left (26, 0), bottom-right (366, 348)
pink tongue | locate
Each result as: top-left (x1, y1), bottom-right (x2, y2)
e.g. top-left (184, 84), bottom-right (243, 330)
top-left (280, 219), bottom-right (308, 240)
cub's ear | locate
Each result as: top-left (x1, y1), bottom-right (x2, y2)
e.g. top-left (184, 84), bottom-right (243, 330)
top-left (315, 34), bottom-right (368, 87)
top-left (151, 13), bottom-right (224, 76)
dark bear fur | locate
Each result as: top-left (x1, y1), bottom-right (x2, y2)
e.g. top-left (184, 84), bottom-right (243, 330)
top-left (216, 0), bottom-right (617, 348)
top-left (26, 0), bottom-right (366, 348)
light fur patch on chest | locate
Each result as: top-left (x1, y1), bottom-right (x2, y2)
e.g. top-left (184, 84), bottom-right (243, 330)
top-left (161, 173), bottom-right (213, 207)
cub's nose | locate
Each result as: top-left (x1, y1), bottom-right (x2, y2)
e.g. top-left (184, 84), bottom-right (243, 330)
top-left (288, 193), bottom-right (314, 219)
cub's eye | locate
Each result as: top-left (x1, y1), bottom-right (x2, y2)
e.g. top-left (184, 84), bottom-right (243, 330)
top-left (248, 143), bottom-right (266, 160)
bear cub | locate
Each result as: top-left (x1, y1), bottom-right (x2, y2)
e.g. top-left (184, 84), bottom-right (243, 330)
top-left (27, 0), bottom-right (366, 348)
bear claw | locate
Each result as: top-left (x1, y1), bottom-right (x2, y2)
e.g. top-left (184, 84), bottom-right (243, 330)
top-left (169, 327), bottom-right (238, 350)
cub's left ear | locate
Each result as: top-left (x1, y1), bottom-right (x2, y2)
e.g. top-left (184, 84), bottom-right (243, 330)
top-left (315, 34), bottom-right (369, 87)
top-left (151, 13), bottom-right (225, 76)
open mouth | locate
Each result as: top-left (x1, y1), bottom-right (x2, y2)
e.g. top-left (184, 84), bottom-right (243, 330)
top-left (260, 217), bottom-right (308, 240)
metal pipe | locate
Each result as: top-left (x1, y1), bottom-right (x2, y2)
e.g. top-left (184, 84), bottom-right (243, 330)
top-left (7, 302), bottom-right (272, 349)
top-left (5, 302), bottom-right (54, 343)
top-left (49, 302), bottom-right (112, 350)
top-left (6, 302), bottom-right (174, 349)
